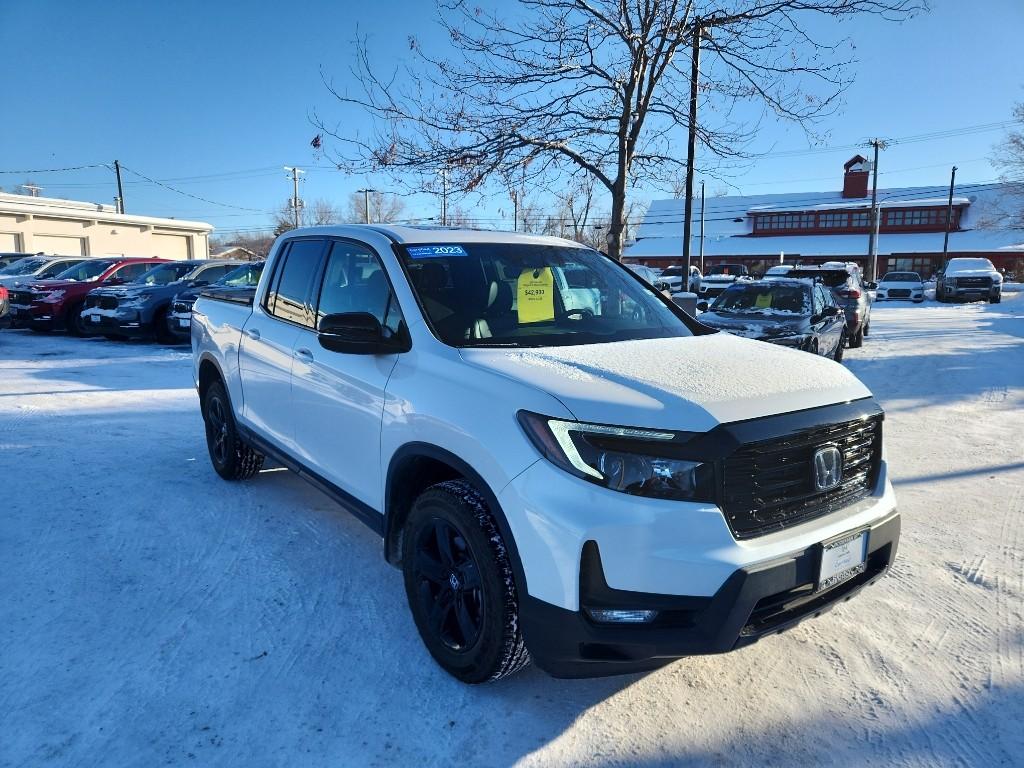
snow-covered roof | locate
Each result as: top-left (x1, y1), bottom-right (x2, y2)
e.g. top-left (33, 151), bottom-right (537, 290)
top-left (625, 182), bottom-right (1024, 259)
top-left (0, 192), bottom-right (213, 233)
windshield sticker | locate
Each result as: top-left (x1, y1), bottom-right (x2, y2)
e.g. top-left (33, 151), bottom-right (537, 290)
top-left (517, 267), bottom-right (555, 324)
top-left (754, 293), bottom-right (773, 309)
top-left (407, 245), bottom-right (468, 258)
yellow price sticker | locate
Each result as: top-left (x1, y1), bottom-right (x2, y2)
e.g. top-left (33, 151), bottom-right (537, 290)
top-left (754, 293), bottom-right (773, 309)
top-left (517, 267), bottom-right (555, 323)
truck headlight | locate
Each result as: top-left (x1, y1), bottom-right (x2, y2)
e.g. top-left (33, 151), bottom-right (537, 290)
top-left (517, 411), bottom-right (714, 501)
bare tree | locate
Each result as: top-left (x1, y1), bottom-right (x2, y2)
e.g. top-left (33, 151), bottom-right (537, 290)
top-left (344, 190), bottom-right (407, 223)
top-left (310, 198), bottom-right (342, 225)
top-left (991, 101), bottom-right (1024, 229)
top-left (273, 199), bottom-right (300, 234)
top-left (317, 0), bottom-right (922, 259)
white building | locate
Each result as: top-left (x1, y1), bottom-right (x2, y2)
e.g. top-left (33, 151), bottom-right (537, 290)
top-left (0, 193), bottom-right (212, 260)
top-left (624, 157), bottom-right (1024, 279)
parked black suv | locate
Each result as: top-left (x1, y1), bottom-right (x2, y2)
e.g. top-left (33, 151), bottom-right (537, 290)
top-left (165, 261), bottom-right (264, 342)
top-left (786, 264), bottom-right (873, 348)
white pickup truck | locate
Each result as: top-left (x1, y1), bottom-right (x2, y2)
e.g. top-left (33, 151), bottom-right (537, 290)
top-left (192, 225), bottom-right (900, 683)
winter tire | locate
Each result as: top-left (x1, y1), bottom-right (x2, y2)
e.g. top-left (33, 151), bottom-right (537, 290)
top-left (990, 295), bottom-right (1001, 304)
top-left (849, 326), bottom-right (864, 348)
top-left (154, 307), bottom-right (175, 344)
top-left (833, 330), bottom-right (846, 362)
top-left (402, 479), bottom-right (530, 683)
top-left (203, 380), bottom-right (264, 480)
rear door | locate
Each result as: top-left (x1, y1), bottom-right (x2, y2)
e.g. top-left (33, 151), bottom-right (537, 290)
top-left (289, 239), bottom-right (405, 511)
top-left (238, 239), bottom-right (327, 450)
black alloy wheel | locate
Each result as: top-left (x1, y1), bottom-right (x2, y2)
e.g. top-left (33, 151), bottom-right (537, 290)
top-left (206, 393), bottom-right (230, 468)
top-left (402, 480), bottom-right (530, 683)
top-left (413, 518), bottom-right (485, 652)
top-left (203, 380), bottom-right (264, 480)
top-left (834, 330), bottom-right (846, 362)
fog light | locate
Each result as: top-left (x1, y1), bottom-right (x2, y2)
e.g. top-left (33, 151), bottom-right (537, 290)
top-left (586, 608), bottom-right (658, 624)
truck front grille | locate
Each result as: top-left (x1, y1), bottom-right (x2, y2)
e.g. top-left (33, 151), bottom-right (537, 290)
top-left (9, 290), bottom-right (33, 304)
top-left (955, 276), bottom-right (990, 288)
top-left (721, 415), bottom-right (882, 539)
top-left (99, 296), bottom-right (118, 310)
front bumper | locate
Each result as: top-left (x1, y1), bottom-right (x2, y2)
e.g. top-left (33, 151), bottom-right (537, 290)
top-left (165, 311), bottom-right (192, 340)
top-left (80, 307), bottom-right (151, 337)
top-left (521, 511), bottom-right (899, 677)
top-left (699, 284), bottom-right (730, 299)
top-left (945, 284), bottom-right (1000, 301)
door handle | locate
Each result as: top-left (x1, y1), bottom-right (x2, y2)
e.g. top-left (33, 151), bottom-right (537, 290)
top-left (244, 327), bottom-right (261, 340)
top-left (294, 347), bottom-right (314, 363)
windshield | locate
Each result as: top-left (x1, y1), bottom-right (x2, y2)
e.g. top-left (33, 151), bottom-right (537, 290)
top-left (881, 272), bottom-right (921, 283)
top-left (54, 260), bottom-right (115, 282)
top-left (0, 257), bottom-right (49, 276)
top-left (660, 266), bottom-right (683, 277)
top-left (788, 269), bottom-right (849, 288)
top-left (948, 258), bottom-right (995, 272)
top-left (220, 262), bottom-right (264, 287)
top-left (135, 263), bottom-right (195, 285)
top-left (765, 265), bottom-right (791, 275)
top-left (400, 243), bottom-right (693, 348)
top-left (711, 283), bottom-right (809, 315)
top-left (709, 265), bottom-right (746, 276)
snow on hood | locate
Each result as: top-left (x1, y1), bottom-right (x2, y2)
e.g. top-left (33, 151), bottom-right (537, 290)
top-left (460, 334), bottom-right (871, 432)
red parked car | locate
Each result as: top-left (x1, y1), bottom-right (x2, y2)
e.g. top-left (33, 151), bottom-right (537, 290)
top-left (9, 257), bottom-right (167, 335)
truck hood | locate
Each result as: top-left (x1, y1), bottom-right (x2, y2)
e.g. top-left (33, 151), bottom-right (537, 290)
top-left (459, 334), bottom-right (870, 431)
top-left (702, 275), bottom-right (739, 283)
top-left (947, 268), bottom-right (999, 278)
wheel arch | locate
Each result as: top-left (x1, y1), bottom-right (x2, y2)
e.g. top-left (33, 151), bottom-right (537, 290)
top-left (384, 442), bottom-right (529, 595)
top-left (197, 353), bottom-right (227, 405)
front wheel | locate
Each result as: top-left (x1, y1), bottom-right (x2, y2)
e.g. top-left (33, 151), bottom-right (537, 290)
top-left (833, 330), bottom-right (847, 362)
top-left (990, 295), bottom-right (1001, 304)
top-left (402, 480), bottom-right (530, 683)
top-left (203, 380), bottom-right (264, 480)
top-left (65, 301), bottom-right (87, 337)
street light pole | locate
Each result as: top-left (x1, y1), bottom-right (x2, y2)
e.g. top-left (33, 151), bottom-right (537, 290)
top-left (357, 188), bottom-right (377, 224)
top-left (941, 165), bottom-right (958, 263)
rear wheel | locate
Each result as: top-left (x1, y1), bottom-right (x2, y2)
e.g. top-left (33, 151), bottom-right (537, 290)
top-left (849, 325), bottom-right (864, 348)
top-left (402, 480), bottom-right (530, 683)
top-left (203, 380), bottom-right (264, 480)
top-left (990, 294), bottom-right (1001, 304)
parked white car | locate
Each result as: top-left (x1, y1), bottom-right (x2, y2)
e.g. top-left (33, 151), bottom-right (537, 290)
top-left (659, 264), bottom-right (702, 293)
top-left (875, 271), bottom-right (924, 303)
top-left (192, 226), bottom-right (899, 683)
top-left (936, 257), bottom-right (1003, 304)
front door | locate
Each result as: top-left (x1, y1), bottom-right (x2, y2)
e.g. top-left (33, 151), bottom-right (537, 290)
top-left (290, 239), bottom-right (406, 511)
top-left (238, 238), bottom-right (327, 450)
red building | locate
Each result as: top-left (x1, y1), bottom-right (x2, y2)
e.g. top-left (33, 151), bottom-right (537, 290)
top-left (624, 157), bottom-right (1024, 280)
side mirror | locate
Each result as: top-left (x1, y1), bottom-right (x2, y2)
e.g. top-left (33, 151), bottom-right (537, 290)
top-left (317, 312), bottom-right (407, 355)
top-left (865, 281), bottom-right (877, 290)
top-left (824, 305), bottom-right (843, 317)
top-left (190, 279), bottom-right (209, 287)
top-left (104, 277), bottom-right (125, 286)
top-left (696, 300), bottom-right (709, 312)
top-left (654, 280), bottom-right (671, 292)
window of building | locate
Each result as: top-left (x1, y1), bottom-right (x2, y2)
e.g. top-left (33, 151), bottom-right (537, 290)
top-left (819, 212), bottom-right (849, 228)
top-left (886, 256), bottom-right (938, 278)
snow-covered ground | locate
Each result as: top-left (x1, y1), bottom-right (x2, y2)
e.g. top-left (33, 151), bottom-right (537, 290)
top-left (1, 296), bottom-right (1022, 767)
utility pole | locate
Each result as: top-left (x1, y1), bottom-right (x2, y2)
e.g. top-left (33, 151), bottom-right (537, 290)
top-left (21, 184), bottom-right (43, 197)
top-left (682, 17), bottom-right (703, 275)
top-left (440, 168), bottom-right (449, 226)
top-left (698, 180), bottom-right (706, 275)
top-left (511, 190), bottom-right (518, 232)
top-left (283, 166), bottom-right (305, 229)
top-left (942, 165), bottom-right (958, 263)
top-left (357, 188), bottom-right (376, 224)
top-left (113, 160), bottom-right (125, 213)
top-left (866, 139), bottom-right (886, 282)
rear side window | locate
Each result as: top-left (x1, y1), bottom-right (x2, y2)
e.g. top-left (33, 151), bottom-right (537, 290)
top-left (195, 263), bottom-right (233, 283)
top-left (112, 262), bottom-right (155, 282)
top-left (266, 240), bottom-right (325, 327)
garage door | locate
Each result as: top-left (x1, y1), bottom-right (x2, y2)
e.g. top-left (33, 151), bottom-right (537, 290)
top-left (0, 232), bottom-right (21, 251)
top-left (34, 235), bottom-right (85, 256)
top-left (150, 233), bottom-right (190, 260)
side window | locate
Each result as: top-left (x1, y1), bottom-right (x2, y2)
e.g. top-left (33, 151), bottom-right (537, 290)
top-left (196, 264), bottom-right (231, 282)
top-left (315, 241), bottom-right (404, 336)
top-left (812, 285), bottom-right (825, 315)
top-left (820, 286), bottom-right (836, 307)
top-left (267, 240), bottom-right (326, 328)
top-left (112, 262), bottom-right (151, 282)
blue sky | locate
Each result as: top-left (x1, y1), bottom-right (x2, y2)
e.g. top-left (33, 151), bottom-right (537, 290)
top-left (1, 0), bottom-right (1020, 238)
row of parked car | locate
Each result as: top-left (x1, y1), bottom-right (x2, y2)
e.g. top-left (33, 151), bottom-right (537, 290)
top-left (0, 252), bottom-right (264, 343)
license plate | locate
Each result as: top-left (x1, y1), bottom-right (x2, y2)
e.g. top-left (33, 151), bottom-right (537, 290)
top-left (90, 314), bottom-right (100, 323)
top-left (178, 318), bottom-right (189, 328)
top-left (818, 530), bottom-right (867, 591)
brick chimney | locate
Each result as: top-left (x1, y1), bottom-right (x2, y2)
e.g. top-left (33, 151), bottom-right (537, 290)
top-left (842, 155), bottom-right (870, 198)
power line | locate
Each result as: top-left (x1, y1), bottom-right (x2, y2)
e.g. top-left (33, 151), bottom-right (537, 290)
top-left (117, 164), bottom-right (267, 212)
top-left (0, 163), bottom-right (107, 175)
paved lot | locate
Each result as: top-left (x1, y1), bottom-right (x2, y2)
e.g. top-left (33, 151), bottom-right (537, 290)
top-left (1, 296), bottom-right (1022, 767)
